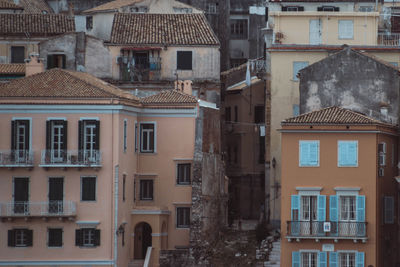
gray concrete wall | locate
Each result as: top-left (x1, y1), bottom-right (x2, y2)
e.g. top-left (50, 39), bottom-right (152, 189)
top-left (299, 47), bottom-right (400, 124)
top-left (40, 33), bottom-right (77, 70)
top-left (85, 36), bottom-right (112, 78)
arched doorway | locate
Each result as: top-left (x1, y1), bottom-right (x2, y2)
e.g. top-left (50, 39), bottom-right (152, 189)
top-left (134, 222), bottom-right (152, 259)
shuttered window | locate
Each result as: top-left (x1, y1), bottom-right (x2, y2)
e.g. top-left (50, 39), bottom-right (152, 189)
top-left (11, 46), bottom-right (25, 63)
top-left (299, 140), bottom-right (319, 167)
top-left (293, 61), bottom-right (309, 81)
top-left (140, 179), bottom-right (153, 200)
top-left (384, 196), bottom-right (394, 224)
top-left (292, 251), bottom-right (326, 267)
top-left (177, 163), bottom-right (191, 185)
top-left (177, 207), bottom-right (190, 228)
top-left (81, 176), bottom-right (96, 201)
top-left (338, 141), bottom-right (358, 167)
top-left (8, 229), bottom-right (33, 247)
top-left (338, 20), bottom-right (354, 39)
top-left (75, 228), bottom-right (100, 247)
top-left (177, 51), bottom-right (193, 70)
top-left (140, 123), bottom-right (155, 153)
top-left (48, 228), bottom-right (63, 247)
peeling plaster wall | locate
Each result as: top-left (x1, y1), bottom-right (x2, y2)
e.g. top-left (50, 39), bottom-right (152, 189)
top-left (299, 48), bottom-right (400, 123)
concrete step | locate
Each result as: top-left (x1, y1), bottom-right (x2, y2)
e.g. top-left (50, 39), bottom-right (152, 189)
top-left (128, 260), bottom-right (144, 267)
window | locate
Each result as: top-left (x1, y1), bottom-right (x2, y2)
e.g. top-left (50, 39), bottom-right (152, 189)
top-left (123, 175), bottom-right (126, 202)
top-left (292, 251), bottom-right (326, 267)
top-left (301, 252), bottom-right (318, 267)
top-left (282, 6), bottom-right (304, 11)
top-left (230, 19), bottom-right (248, 39)
top-left (291, 194), bottom-right (325, 236)
top-left (123, 119), bottom-right (127, 152)
top-left (207, 3), bottom-right (217, 13)
top-left (11, 46), bottom-right (25, 63)
top-left (134, 122), bottom-right (138, 152)
top-left (177, 207), bottom-right (190, 228)
top-left (359, 6), bottom-right (374, 12)
top-left (378, 142), bottom-right (386, 166)
top-left (384, 196), bottom-right (394, 224)
top-left (86, 16), bottom-right (93, 30)
top-left (340, 196), bottom-right (356, 221)
top-left (301, 196), bottom-right (317, 221)
top-left (11, 119), bottom-right (30, 162)
top-left (177, 163), bottom-right (191, 185)
top-left (78, 119), bottom-right (100, 163)
top-left (47, 54), bottom-right (66, 69)
top-left (299, 140), bottom-right (319, 167)
top-left (225, 107), bottom-right (231, 122)
top-left (293, 61), bottom-right (308, 81)
top-left (48, 228), bottom-right (63, 247)
top-left (46, 120), bottom-right (67, 163)
top-left (390, 62), bottom-right (398, 67)
top-left (254, 106), bottom-right (265, 123)
top-left (75, 228), bottom-right (100, 247)
top-left (339, 252), bottom-right (355, 267)
top-left (177, 51), bottom-right (192, 70)
top-left (48, 177), bottom-right (64, 214)
top-left (317, 6), bottom-right (339, 11)
top-left (130, 6), bottom-right (148, 13)
top-left (13, 177), bottom-right (29, 214)
top-left (293, 104), bottom-right (300, 116)
top-left (173, 7), bottom-right (192, 13)
top-left (140, 123), bottom-right (155, 153)
top-left (234, 106), bottom-right (238, 122)
top-left (8, 229), bottom-right (33, 247)
top-left (330, 194), bottom-right (365, 236)
top-left (339, 20), bottom-right (354, 39)
top-left (81, 176), bottom-right (96, 201)
top-left (140, 180), bottom-right (153, 200)
top-left (338, 141), bottom-right (358, 167)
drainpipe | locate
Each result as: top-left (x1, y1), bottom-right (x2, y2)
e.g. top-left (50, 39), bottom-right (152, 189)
top-left (114, 165), bottom-right (119, 267)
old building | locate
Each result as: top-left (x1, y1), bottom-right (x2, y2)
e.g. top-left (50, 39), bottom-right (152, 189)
top-left (280, 106), bottom-right (399, 267)
top-left (0, 58), bottom-right (226, 266)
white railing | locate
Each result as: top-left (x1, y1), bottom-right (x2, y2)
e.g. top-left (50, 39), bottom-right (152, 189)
top-left (0, 201), bottom-right (76, 217)
top-left (378, 33), bottom-right (400, 46)
top-left (0, 150), bottom-right (34, 167)
top-left (40, 150), bottom-right (101, 167)
top-left (144, 246), bottom-right (153, 267)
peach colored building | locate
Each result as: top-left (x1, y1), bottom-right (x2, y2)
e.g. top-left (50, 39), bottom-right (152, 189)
top-left (0, 66), bottom-right (212, 266)
top-left (280, 106), bottom-right (399, 267)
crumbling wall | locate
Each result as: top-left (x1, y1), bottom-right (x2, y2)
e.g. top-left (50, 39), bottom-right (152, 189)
top-left (40, 33), bottom-right (76, 70)
top-left (159, 249), bottom-right (191, 267)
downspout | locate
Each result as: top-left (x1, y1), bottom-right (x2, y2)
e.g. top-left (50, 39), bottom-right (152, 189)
top-left (114, 164), bottom-right (119, 267)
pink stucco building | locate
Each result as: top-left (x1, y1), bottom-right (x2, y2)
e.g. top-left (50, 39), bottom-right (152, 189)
top-left (0, 66), bottom-right (216, 266)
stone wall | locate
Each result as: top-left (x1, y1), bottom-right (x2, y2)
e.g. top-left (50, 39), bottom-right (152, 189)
top-left (159, 249), bottom-right (191, 267)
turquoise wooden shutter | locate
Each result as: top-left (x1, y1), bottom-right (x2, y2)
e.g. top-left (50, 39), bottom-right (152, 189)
top-left (338, 141), bottom-right (358, 166)
top-left (291, 195), bottom-right (300, 236)
top-left (356, 252), bottom-right (365, 267)
top-left (319, 251), bottom-right (327, 267)
top-left (318, 195), bottom-right (326, 221)
top-left (299, 141), bottom-right (309, 166)
top-left (309, 141), bottom-right (319, 166)
top-left (292, 251), bottom-right (300, 267)
top-left (330, 195), bottom-right (338, 236)
top-left (300, 141), bottom-right (319, 166)
top-left (348, 141), bottom-right (358, 166)
top-left (329, 252), bottom-right (338, 267)
top-left (356, 195), bottom-right (366, 236)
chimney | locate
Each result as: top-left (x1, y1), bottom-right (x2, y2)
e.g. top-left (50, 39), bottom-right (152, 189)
top-left (174, 80), bottom-right (184, 91)
top-left (68, 3), bottom-right (74, 16)
top-left (25, 53), bottom-right (44, 76)
top-left (183, 80), bottom-right (193, 95)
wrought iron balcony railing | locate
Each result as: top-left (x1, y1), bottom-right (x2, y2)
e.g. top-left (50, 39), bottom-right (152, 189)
top-left (40, 150), bottom-right (102, 167)
top-left (0, 201), bottom-right (76, 218)
top-left (378, 33), bottom-right (400, 46)
top-left (287, 221), bottom-right (367, 241)
top-left (0, 150), bottom-right (34, 167)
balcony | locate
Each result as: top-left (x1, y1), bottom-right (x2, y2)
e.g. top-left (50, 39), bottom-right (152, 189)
top-left (118, 55), bottom-right (162, 82)
top-left (39, 150), bottom-right (102, 168)
top-left (378, 33), bottom-right (400, 46)
top-left (0, 150), bottom-right (34, 168)
top-left (286, 221), bottom-right (367, 242)
top-left (0, 201), bottom-right (76, 221)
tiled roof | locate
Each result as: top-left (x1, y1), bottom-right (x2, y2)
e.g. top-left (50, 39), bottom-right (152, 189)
top-left (270, 0), bottom-right (374, 2)
top-left (109, 13), bottom-right (219, 46)
top-left (140, 90), bottom-right (198, 105)
top-left (83, 0), bottom-right (142, 13)
top-left (282, 106), bottom-right (391, 125)
top-left (0, 68), bottom-right (139, 103)
top-left (0, 14), bottom-right (74, 36)
top-left (0, 64), bottom-right (25, 74)
top-left (17, 0), bottom-right (53, 13)
top-left (0, 0), bottom-right (23, 10)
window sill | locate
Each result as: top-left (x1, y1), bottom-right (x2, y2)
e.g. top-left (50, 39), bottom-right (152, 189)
top-left (78, 245), bottom-right (98, 249)
top-left (176, 226), bottom-right (190, 229)
top-left (176, 183), bottom-right (191, 186)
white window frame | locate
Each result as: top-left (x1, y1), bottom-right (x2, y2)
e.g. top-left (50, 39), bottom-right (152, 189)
top-left (299, 140), bottom-right (320, 167)
top-left (337, 140), bottom-right (358, 167)
top-left (299, 249), bottom-right (320, 267)
top-left (337, 250), bottom-right (357, 267)
top-left (139, 122), bottom-right (156, 153)
top-left (338, 20), bottom-right (354, 39)
top-left (139, 179), bottom-right (154, 201)
top-left (335, 188), bottom-right (359, 222)
top-left (15, 228), bottom-right (28, 247)
top-left (176, 206), bottom-right (191, 229)
top-left (82, 228), bottom-right (95, 247)
top-left (379, 142), bottom-right (386, 166)
top-left (176, 163), bottom-right (192, 185)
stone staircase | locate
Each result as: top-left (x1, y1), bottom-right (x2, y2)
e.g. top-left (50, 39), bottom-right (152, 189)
top-left (263, 239), bottom-right (281, 267)
top-left (128, 260), bottom-right (144, 267)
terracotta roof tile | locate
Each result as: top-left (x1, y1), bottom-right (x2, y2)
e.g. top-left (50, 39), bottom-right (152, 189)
top-left (83, 0), bottom-right (142, 13)
top-left (140, 90), bottom-right (198, 105)
top-left (282, 106), bottom-right (392, 126)
top-left (0, 68), bottom-right (139, 103)
top-left (0, 64), bottom-right (25, 74)
top-left (0, 0), bottom-right (23, 10)
top-left (109, 13), bottom-right (219, 46)
top-left (14, 0), bottom-right (53, 13)
top-left (271, 0), bottom-right (374, 2)
top-left (0, 14), bottom-right (74, 36)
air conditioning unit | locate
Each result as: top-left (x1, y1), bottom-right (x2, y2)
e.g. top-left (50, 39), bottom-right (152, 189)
top-left (323, 222), bottom-right (331, 232)
top-left (379, 167), bottom-right (384, 177)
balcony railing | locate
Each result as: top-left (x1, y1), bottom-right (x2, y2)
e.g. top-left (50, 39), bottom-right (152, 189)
top-left (0, 150), bottom-right (34, 167)
top-left (40, 150), bottom-right (102, 167)
top-left (378, 33), bottom-right (400, 46)
top-left (287, 221), bottom-right (367, 241)
top-left (0, 201), bottom-right (76, 218)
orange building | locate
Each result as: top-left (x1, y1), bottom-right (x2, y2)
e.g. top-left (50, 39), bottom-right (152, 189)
top-left (280, 106), bottom-right (399, 267)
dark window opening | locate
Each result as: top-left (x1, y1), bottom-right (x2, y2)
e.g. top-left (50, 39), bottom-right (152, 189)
top-left (177, 51), bottom-right (192, 70)
top-left (75, 228), bottom-right (100, 247)
top-left (140, 180), bottom-right (153, 200)
top-left (140, 123), bottom-right (155, 153)
top-left (317, 6), bottom-right (339, 11)
top-left (177, 163), bottom-right (191, 185)
top-left (11, 46), bottom-right (25, 63)
top-left (86, 16), bottom-right (93, 30)
top-left (81, 177), bottom-right (96, 201)
top-left (8, 229), bottom-right (33, 247)
top-left (254, 106), bottom-right (265, 123)
top-left (230, 19), bottom-right (248, 39)
top-left (177, 207), bottom-right (190, 228)
top-left (48, 228), bottom-right (63, 247)
top-left (225, 107), bottom-right (231, 122)
top-left (281, 6), bottom-right (304, 12)
top-left (123, 175), bottom-right (126, 202)
top-left (47, 54), bottom-right (66, 69)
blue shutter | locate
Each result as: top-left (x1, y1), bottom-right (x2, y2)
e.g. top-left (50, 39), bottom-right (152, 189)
top-left (319, 251), bottom-right (327, 267)
top-left (356, 252), bottom-right (365, 267)
top-left (292, 251), bottom-right (300, 267)
top-left (318, 195), bottom-right (326, 221)
top-left (349, 142), bottom-right (358, 166)
top-left (338, 141), bottom-right (345, 166)
top-left (300, 141), bottom-right (319, 166)
top-left (330, 195), bottom-right (338, 236)
top-left (356, 195), bottom-right (366, 236)
top-left (329, 252), bottom-right (338, 267)
top-left (309, 141), bottom-right (319, 166)
top-left (291, 195), bottom-right (300, 236)
top-left (300, 141), bottom-right (308, 166)
top-left (293, 61), bottom-right (308, 81)
top-left (339, 141), bottom-right (358, 166)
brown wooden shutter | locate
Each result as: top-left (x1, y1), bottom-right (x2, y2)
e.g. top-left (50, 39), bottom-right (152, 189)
top-left (94, 229), bottom-right (100, 246)
top-left (26, 229), bottom-right (33, 246)
top-left (75, 229), bottom-right (82, 246)
top-left (8, 230), bottom-right (15, 247)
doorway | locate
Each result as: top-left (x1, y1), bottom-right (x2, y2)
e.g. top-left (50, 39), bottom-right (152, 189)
top-left (134, 222), bottom-right (152, 259)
